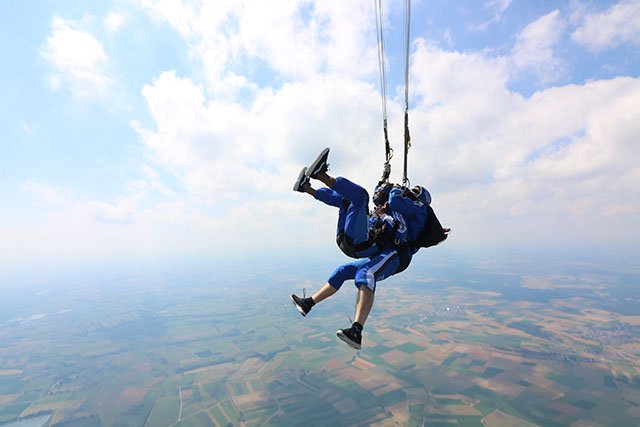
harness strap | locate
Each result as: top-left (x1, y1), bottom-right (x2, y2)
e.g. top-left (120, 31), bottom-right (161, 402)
top-left (336, 232), bottom-right (377, 259)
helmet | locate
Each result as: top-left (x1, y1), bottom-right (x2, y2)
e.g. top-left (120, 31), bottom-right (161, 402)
top-left (411, 185), bottom-right (431, 205)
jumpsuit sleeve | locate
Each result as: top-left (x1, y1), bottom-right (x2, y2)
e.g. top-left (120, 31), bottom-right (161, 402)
top-left (388, 188), bottom-right (428, 244)
top-left (388, 188), bottom-right (426, 220)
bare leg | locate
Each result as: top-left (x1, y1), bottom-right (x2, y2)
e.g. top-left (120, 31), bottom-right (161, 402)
top-left (314, 170), bottom-right (336, 188)
top-left (302, 182), bottom-right (316, 197)
top-left (354, 286), bottom-right (374, 326)
top-left (312, 283), bottom-right (337, 304)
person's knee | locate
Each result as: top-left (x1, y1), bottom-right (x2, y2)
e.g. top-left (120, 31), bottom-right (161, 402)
top-left (328, 280), bottom-right (343, 291)
top-left (355, 265), bottom-right (377, 292)
top-left (335, 177), bottom-right (369, 204)
top-left (360, 284), bottom-right (374, 294)
top-left (329, 264), bottom-right (353, 288)
top-left (354, 268), bottom-right (369, 284)
top-left (328, 271), bottom-right (345, 289)
top-left (355, 280), bottom-right (375, 293)
top-left (354, 272), bottom-right (373, 292)
top-left (353, 188), bottom-right (369, 204)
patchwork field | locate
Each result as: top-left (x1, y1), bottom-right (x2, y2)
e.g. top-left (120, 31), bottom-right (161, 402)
top-left (0, 258), bottom-right (639, 426)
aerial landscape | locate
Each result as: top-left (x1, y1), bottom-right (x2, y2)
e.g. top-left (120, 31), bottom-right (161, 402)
top-left (1, 0), bottom-right (639, 425)
top-left (1, 252), bottom-right (638, 426)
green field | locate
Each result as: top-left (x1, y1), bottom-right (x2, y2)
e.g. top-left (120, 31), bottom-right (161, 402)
top-left (0, 265), bottom-right (639, 426)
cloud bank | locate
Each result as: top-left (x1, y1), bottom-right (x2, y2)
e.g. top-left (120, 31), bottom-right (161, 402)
top-left (571, 0), bottom-right (640, 51)
top-left (10, 0), bottom-right (639, 270)
top-left (129, 0), bottom-right (640, 250)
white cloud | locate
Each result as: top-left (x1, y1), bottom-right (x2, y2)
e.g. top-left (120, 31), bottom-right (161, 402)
top-left (571, 0), bottom-right (640, 51)
top-left (10, 2), bottom-right (639, 271)
top-left (81, 198), bottom-right (138, 224)
top-left (42, 17), bottom-right (111, 99)
top-left (105, 12), bottom-right (124, 33)
top-left (469, 0), bottom-right (513, 31)
top-left (11, 168), bottom-right (337, 270)
top-left (24, 180), bottom-right (137, 225)
top-left (488, 0), bottom-right (513, 14)
top-left (25, 180), bottom-right (68, 204)
top-left (125, 4), bottom-right (640, 252)
top-left (510, 10), bottom-right (567, 83)
top-left (408, 36), bottom-right (640, 244)
top-left (135, 0), bottom-right (378, 96)
top-left (131, 69), bottom-right (386, 203)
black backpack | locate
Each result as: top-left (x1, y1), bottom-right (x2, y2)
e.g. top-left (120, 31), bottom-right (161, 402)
top-left (396, 205), bottom-right (448, 274)
top-left (414, 205), bottom-right (448, 249)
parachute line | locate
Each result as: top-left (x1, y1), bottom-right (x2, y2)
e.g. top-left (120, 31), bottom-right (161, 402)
top-left (375, 0), bottom-right (393, 169)
top-left (402, 0), bottom-right (412, 187)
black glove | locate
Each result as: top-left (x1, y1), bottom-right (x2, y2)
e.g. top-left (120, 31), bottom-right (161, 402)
top-left (401, 186), bottom-right (417, 200)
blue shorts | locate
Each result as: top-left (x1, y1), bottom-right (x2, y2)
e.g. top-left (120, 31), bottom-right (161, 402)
top-left (327, 248), bottom-right (401, 293)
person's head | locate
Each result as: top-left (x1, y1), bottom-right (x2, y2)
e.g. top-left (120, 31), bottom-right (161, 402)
top-left (411, 185), bottom-right (431, 205)
top-left (373, 182), bottom-right (393, 206)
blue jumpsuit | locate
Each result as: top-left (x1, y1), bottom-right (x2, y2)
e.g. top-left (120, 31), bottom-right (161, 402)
top-left (314, 177), bottom-right (382, 258)
top-left (319, 184), bottom-right (428, 293)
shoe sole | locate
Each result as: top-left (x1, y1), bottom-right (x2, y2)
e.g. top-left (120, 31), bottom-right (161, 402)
top-left (290, 295), bottom-right (307, 317)
top-left (306, 147), bottom-right (330, 178)
top-left (336, 330), bottom-right (361, 350)
top-left (292, 167), bottom-right (308, 192)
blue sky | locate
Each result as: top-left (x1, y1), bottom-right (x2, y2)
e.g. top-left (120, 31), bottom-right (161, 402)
top-left (1, 0), bottom-right (639, 275)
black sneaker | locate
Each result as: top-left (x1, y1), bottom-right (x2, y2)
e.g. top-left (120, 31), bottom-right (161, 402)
top-left (290, 294), bottom-right (312, 317)
top-left (336, 326), bottom-right (362, 350)
top-left (306, 147), bottom-right (330, 178)
top-left (293, 167), bottom-right (310, 192)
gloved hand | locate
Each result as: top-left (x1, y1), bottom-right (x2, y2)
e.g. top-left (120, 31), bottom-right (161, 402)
top-left (398, 185), bottom-right (417, 200)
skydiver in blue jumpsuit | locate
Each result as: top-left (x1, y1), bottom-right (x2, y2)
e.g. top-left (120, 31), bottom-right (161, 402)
top-left (291, 148), bottom-right (433, 349)
top-left (293, 148), bottom-right (385, 259)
